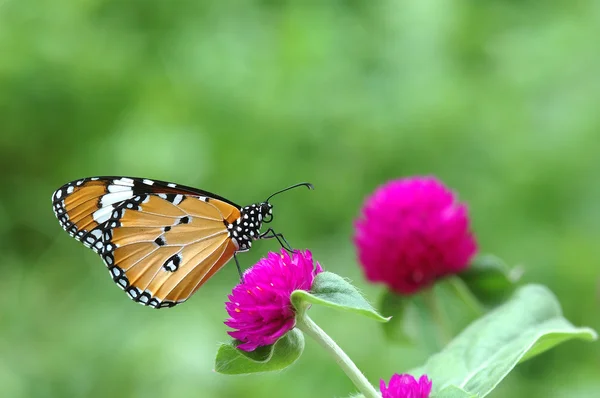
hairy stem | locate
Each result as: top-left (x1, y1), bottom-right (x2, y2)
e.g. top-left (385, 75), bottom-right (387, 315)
top-left (296, 314), bottom-right (380, 398)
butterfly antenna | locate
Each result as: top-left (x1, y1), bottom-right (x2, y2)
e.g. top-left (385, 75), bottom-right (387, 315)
top-left (265, 182), bottom-right (314, 203)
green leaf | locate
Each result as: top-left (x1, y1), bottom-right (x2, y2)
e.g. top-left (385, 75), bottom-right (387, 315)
top-left (379, 290), bottom-right (412, 343)
top-left (433, 385), bottom-right (476, 398)
top-left (214, 329), bottom-right (305, 375)
top-left (291, 271), bottom-right (389, 322)
top-left (459, 255), bottom-right (522, 306)
top-left (410, 284), bottom-right (597, 397)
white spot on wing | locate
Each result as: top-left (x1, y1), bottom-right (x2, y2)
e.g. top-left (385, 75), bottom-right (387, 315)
top-left (108, 184), bottom-right (131, 193)
top-left (55, 190), bottom-right (62, 199)
top-left (100, 191), bottom-right (134, 208)
top-left (93, 206), bottom-right (113, 223)
top-left (66, 186), bottom-right (74, 194)
top-left (167, 183), bottom-right (177, 188)
top-left (172, 194), bottom-right (183, 205)
top-left (142, 179), bottom-right (154, 185)
top-left (116, 178), bottom-right (134, 186)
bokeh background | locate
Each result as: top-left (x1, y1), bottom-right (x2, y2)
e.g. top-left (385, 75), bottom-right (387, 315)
top-left (1, 1), bottom-right (599, 397)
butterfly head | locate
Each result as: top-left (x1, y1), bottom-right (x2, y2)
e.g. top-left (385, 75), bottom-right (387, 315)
top-left (260, 202), bottom-right (274, 223)
top-left (231, 183), bottom-right (313, 251)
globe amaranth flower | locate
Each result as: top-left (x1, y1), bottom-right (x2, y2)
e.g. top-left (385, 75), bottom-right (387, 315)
top-left (225, 249), bottom-right (323, 351)
top-left (354, 176), bottom-right (477, 295)
top-left (380, 374), bottom-right (432, 398)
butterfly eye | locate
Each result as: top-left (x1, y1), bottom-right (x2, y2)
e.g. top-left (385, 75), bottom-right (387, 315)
top-left (260, 203), bottom-right (273, 223)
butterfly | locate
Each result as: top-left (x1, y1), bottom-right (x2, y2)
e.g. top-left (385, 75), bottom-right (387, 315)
top-left (51, 177), bottom-right (313, 309)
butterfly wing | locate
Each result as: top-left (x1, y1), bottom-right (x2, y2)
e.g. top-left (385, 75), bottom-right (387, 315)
top-left (52, 177), bottom-right (241, 308)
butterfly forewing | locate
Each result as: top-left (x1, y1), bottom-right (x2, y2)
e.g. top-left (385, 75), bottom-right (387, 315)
top-left (51, 177), bottom-right (242, 308)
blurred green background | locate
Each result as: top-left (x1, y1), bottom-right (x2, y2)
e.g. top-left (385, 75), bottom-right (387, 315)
top-left (1, 0), bottom-right (599, 397)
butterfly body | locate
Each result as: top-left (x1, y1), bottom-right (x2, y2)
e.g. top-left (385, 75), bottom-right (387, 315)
top-left (51, 176), bottom-right (306, 309)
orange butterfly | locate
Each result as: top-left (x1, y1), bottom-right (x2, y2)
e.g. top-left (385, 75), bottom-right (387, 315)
top-left (51, 177), bottom-right (312, 309)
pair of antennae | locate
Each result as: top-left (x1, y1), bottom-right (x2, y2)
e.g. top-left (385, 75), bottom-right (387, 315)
top-left (265, 182), bottom-right (314, 203)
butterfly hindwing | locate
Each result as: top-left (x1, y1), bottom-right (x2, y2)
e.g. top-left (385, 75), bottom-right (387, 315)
top-left (52, 177), bottom-right (242, 308)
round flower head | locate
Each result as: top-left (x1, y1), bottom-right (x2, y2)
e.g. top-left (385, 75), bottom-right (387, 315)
top-left (354, 176), bottom-right (477, 295)
top-left (225, 249), bottom-right (323, 351)
top-left (380, 374), bottom-right (432, 398)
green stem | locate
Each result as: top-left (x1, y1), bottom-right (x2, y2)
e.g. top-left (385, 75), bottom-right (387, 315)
top-left (422, 287), bottom-right (452, 347)
top-left (296, 314), bottom-right (380, 398)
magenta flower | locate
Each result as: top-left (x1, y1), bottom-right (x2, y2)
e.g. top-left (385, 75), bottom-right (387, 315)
top-left (354, 176), bottom-right (477, 295)
top-left (225, 249), bottom-right (323, 351)
top-left (380, 374), bottom-right (432, 398)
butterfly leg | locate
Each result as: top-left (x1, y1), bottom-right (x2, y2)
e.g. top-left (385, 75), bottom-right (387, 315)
top-left (259, 228), bottom-right (294, 252)
top-left (234, 253), bottom-right (244, 281)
